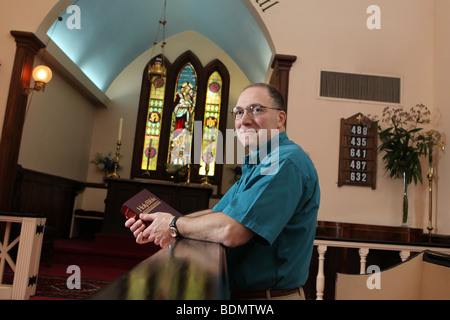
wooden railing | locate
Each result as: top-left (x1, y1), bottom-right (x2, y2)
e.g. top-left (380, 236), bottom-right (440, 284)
top-left (0, 213), bottom-right (46, 299)
top-left (313, 238), bottom-right (450, 300)
top-left (90, 238), bottom-right (229, 300)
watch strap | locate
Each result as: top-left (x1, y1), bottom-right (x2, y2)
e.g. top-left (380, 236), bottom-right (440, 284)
top-left (169, 216), bottom-right (181, 238)
top-left (170, 216), bottom-right (180, 228)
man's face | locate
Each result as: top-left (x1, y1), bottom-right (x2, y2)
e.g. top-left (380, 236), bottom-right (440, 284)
top-left (235, 86), bottom-right (286, 151)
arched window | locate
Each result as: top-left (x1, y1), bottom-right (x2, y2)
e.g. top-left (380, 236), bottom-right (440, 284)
top-left (200, 71), bottom-right (224, 177)
top-left (167, 62), bottom-right (198, 166)
top-left (131, 51), bottom-right (229, 189)
top-left (140, 74), bottom-right (167, 172)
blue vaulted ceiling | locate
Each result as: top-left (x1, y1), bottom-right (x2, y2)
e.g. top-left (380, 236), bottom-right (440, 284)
top-left (47, 0), bottom-right (274, 92)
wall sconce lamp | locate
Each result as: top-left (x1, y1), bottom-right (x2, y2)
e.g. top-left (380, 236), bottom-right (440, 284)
top-left (24, 65), bottom-right (53, 95)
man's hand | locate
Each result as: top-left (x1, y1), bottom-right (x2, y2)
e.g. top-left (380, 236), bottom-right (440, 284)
top-left (141, 212), bottom-right (176, 248)
top-left (125, 212), bottom-right (176, 248)
top-left (124, 217), bottom-right (146, 242)
top-left (126, 209), bottom-right (255, 248)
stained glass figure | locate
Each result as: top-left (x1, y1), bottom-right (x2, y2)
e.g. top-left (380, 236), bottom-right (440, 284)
top-left (167, 63), bottom-right (197, 166)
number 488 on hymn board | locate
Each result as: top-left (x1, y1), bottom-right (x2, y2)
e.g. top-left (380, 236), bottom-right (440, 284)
top-left (338, 113), bottom-right (377, 189)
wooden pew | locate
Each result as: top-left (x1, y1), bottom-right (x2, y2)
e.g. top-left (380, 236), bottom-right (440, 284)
top-left (335, 250), bottom-right (450, 300)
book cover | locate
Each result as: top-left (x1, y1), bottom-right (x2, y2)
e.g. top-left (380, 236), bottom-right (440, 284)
top-left (121, 189), bottom-right (181, 226)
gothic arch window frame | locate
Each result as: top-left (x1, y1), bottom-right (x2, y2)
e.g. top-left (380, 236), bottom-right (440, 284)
top-left (131, 51), bottom-right (230, 189)
top-left (199, 58), bottom-right (230, 188)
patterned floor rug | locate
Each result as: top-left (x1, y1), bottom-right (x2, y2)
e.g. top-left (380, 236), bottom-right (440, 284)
top-left (35, 274), bottom-right (111, 299)
top-left (2, 272), bottom-right (111, 300)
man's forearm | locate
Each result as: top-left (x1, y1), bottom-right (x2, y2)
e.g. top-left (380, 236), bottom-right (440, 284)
top-left (176, 211), bottom-right (254, 248)
top-left (185, 208), bottom-right (214, 218)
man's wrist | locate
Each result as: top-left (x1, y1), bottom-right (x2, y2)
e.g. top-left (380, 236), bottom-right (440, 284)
top-left (169, 216), bottom-right (181, 238)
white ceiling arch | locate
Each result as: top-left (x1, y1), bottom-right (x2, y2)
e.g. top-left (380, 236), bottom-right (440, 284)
top-left (36, 0), bottom-right (275, 94)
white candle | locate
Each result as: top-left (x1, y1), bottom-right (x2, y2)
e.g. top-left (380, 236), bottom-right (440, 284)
top-left (118, 117), bottom-right (123, 141)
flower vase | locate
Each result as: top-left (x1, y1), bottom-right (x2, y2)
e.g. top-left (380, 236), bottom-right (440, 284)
top-left (402, 172), bottom-right (409, 226)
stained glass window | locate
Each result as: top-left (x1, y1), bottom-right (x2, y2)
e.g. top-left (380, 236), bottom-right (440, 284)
top-left (167, 63), bottom-right (197, 166)
top-left (141, 76), bottom-right (166, 171)
top-left (199, 71), bottom-right (223, 176)
top-left (132, 52), bottom-right (229, 187)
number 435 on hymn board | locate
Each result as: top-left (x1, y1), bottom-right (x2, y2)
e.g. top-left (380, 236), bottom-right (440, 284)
top-left (338, 113), bottom-right (377, 189)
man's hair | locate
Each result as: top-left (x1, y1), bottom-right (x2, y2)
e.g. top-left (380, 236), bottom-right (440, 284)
top-left (244, 83), bottom-right (287, 113)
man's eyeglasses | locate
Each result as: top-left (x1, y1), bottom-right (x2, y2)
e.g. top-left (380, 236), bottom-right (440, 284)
top-left (231, 104), bottom-right (282, 120)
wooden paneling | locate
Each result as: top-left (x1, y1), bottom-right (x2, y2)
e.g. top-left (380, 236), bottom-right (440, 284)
top-left (14, 167), bottom-right (84, 238)
top-left (316, 220), bottom-right (424, 243)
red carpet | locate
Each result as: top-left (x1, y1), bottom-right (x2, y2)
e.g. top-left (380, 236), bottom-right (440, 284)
top-left (29, 233), bottom-right (160, 300)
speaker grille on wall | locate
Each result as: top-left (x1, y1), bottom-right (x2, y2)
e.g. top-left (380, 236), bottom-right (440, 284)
top-left (320, 71), bottom-right (401, 104)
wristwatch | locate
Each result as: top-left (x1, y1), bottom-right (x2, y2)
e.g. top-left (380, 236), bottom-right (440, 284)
top-left (169, 216), bottom-right (181, 238)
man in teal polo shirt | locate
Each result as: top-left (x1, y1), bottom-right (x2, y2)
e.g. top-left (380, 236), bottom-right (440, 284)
top-left (126, 83), bottom-right (320, 300)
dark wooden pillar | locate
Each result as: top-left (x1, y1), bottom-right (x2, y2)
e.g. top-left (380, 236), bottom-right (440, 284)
top-left (269, 54), bottom-right (297, 108)
top-left (0, 31), bottom-right (45, 212)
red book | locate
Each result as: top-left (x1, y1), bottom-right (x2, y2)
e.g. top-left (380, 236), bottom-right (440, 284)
top-left (121, 189), bottom-right (181, 226)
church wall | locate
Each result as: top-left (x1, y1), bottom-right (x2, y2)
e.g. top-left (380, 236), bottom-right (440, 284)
top-left (18, 59), bottom-right (97, 182)
top-left (251, 0), bottom-right (449, 233)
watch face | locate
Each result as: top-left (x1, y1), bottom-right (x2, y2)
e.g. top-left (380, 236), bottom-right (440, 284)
top-left (169, 227), bottom-right (178, 238)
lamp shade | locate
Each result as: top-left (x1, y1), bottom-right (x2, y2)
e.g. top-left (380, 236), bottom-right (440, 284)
top-left (32, 65), bottom-right (52, 84)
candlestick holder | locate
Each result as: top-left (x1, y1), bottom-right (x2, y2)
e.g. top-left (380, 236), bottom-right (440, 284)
top-left (186, 164), bottom-right (191, 184)
top-left (427, 169), bottom-right (433, 237)
top-left (201, 163), bottom-right (211, 186)
top-left (107, 140), bottom-right (121, 179)
top-left (143, 159), bottom-right (151, 176)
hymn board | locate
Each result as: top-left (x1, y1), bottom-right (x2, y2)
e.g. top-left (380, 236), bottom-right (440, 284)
top-left (338, 113), bottom-right (377, 189)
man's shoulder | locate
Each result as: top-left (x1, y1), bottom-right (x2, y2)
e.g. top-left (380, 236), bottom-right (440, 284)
top-left (279, 140), bottom-right (308, 160)
top-left (279, 141), bottom-right (317, 175)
